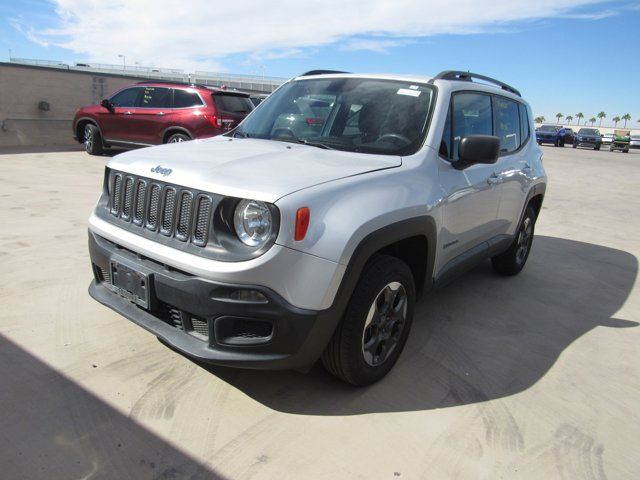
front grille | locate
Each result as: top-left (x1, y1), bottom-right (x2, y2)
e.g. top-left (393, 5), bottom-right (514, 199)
top-left (108, 171), bottom-right (213, 247)
top-left (191, 317), bottom-right (209, 337)
top-left (157, 302), bottom-right (208, 340)
top-left (159, 302), bottom-right (183, 329)
top-left (160, 188), bottom-right (176, 235)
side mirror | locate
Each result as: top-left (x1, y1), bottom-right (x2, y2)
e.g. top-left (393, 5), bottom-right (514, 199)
top-left (455, 135), bottom-right (500, 169)
top-left (100, 99), bottom-right (114, 112)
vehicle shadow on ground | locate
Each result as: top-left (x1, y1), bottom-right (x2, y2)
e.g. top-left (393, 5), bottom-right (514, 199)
top-left (0, 335), bottom-right (225, 479)
top-left (198, 235), bottom-right (638, 415)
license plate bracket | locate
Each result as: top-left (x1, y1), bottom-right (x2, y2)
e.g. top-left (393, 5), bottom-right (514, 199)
top-left (110, 261), bottom-right (150, 309)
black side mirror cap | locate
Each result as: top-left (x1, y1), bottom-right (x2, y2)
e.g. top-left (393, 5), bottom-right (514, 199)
top-left (100, 99), bottom-right (114, 112)
top-left (455, 135), bottom-right (500, 169)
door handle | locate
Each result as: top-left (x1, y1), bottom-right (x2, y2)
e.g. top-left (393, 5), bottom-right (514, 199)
top-left (156, 112), bottom-right (165, 116)
top-left (487, 173), bottom-right (501, 185)
top-left (124, 111), bottom-right (133, 115)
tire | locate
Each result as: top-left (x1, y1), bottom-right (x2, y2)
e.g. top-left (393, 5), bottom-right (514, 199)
top-left (321, 255), bottom-right (416, 386)
top-left (83, 123), bottom-right (103, 155)
top-left (491, 206), bottom-right (536, 276)
top-left (537, 141), bottom-right (542, 146)
top-left (595, 145), bottom-right (600, 151)
top-left (166, 132), bottom-right (191, 143)
top-left (572, 143), bottom-right (577, 149)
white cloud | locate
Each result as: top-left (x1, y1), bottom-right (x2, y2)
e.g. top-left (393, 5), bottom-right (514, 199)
top-left (342, 38), bottom-right (417, 54)
top-left (26, 0), bottom-right (612, 71)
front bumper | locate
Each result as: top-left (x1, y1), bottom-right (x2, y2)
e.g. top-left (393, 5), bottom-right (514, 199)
top-left (88, 231), bottom-right (339, 370)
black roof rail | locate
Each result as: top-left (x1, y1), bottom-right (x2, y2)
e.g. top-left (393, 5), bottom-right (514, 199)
top-left (431, 70), bottom-right (521, 97)
top-left (299, 70), bottom-right (350, 77)
top-left (134, 80), bottom-right (210, 89)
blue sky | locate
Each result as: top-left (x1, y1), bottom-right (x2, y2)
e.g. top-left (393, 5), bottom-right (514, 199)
top-left (1, 0), bottom-right (639, 126)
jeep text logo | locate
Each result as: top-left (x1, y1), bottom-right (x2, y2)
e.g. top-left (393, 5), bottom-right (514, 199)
top-left (150, 165), bottom-right (172, 177)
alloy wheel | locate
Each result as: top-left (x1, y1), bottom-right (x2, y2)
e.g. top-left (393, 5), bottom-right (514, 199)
top-left (362, 281), bottom-right (408, 367)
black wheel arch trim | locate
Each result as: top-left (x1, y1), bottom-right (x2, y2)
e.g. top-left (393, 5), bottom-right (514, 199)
top-left (297, 216), bottom-right (437, 370)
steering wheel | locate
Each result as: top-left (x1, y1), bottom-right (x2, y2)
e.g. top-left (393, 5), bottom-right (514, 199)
top-left (377, 133), bottom-right (412, 145)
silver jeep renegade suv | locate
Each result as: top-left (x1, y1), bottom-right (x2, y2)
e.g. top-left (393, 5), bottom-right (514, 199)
top-left (88, 70), bottom-right (547, 386)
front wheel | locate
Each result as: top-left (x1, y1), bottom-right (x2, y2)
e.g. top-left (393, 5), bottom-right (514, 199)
top-left (83, 124), bottom-right (103, 155)
top-left (492, 206), bottom-right (536, 276)
top-left (321, 255), bottom-right (415, 386)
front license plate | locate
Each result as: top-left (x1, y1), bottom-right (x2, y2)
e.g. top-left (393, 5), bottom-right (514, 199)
top-left (110, 261), bottom-right (150, 309)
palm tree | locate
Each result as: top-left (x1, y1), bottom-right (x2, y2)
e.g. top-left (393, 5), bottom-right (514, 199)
top-left (589, 117), bottom-right (596, 126)
top-left (565, 115), bottom-right (573, 124)
top-left (622, 113), bottom-right (631, 127)
top-left (555, 113), bottom-right (563, 124)
top-left (576, 112), bottom-right (584, 125)
top-left (612, 116), bottom-right (621, 127)
top-left (597, 111), bottom-right (606, 126)
top-left (534, 116), bottom-right (545, 124)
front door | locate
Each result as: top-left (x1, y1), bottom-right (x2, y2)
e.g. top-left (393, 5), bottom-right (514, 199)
top-left (436, 92), bottom-right (502, 273)
top-left (128, 86), bottom-right (172, 144)
top-left (98, 87), bottom-right (141, 143)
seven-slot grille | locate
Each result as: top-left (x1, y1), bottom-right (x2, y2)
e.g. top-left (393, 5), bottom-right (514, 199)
top-left (109, 172), bottom-right (213, 246)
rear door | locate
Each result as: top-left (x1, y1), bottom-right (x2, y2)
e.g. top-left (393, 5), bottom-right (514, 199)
top-left (492, 96), bottom-right (532, 236)
top-left (212, 93), bottom-right (254, 131)
top-left (98, 87), bottom-right (141, 142)
top-left (129, 86), bottom-right (172, 144)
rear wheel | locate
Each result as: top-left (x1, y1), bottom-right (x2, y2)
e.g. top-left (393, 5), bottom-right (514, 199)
top-left (492, 206), bottom-right (536, 276)
top-left (321, 255), bottom-right (415, 386)
top-left (167, 133), bottom-right (190, 143)
top-left (83, 124), bottom-right (103, 155)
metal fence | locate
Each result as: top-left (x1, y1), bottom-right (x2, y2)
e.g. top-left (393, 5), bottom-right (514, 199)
top-left (8, 58), bottom-right (286, 93)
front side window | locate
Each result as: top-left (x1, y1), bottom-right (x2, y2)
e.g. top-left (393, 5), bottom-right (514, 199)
top-left (137, 87), bottom-right (171, 108)
top-left (110, 87), bottom-right (141, 107)
top-left (494, 97), bottom-right (521, 153)
top-left (172, 89), bottom-right (203, 108)
top-left (451, 93), bottom-right (493, 160)
top-left (234, 78), bottom-right (436, 155)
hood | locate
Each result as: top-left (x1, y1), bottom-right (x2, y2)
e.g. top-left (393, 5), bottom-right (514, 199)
top-left (107, 136), bottom-right (401, 203)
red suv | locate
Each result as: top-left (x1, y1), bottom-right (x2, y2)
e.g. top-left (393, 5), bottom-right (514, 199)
top-left (73, 81), bottom-right (254, 155)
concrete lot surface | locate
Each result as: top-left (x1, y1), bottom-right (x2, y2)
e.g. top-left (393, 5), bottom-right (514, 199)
top-left (1, 146), bottom-right (639, 479)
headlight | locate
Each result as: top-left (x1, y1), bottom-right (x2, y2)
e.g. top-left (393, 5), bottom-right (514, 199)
top-left (234, 199), bottom-right (273, 247)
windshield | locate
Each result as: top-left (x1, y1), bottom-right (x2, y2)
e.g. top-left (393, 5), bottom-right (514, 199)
top-left (578, 128), bottom-right (599, 135)
top-left (539, 125), bottom-right (559, 131)
top-left (233, 77), bottom-right (436, 155)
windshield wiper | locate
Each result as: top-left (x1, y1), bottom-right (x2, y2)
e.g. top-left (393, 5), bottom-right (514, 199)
top-left (271, 136), bottom-right (334, 150)
top-left (233, 131), bottom-right (251, 138)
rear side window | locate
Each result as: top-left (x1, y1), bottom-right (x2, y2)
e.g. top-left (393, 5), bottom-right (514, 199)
top-left (451, 93), bottom-right (493, 160)
top-left (138, 87), bottom-right (171, 108)
top-left (173, 89), bottom-right (203, 108)
top-left (494, 97), bottom-right (521, 153)
top-left (110, 87), bottom-right (140, 107)
top-left (213, 94), bottom-right (254, 114)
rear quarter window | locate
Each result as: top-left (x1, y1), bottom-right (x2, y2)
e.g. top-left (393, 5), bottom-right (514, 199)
top-left (213, 95), bottom-right (254, 114)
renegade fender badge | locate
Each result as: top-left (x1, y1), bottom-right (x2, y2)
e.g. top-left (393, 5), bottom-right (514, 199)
top-left (150, 165), bottom-right (172, 177)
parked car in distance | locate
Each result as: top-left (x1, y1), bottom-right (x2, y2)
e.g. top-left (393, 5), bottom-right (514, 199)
top-left (87, 69), bottom-right (546, 386)
top-left (601, 133), bottom-right (615, 145)
top-left (573, 128), bottom-right (602, 150)
top-left (536, 124), bottom-right (563, 146)
top-left (610, 129), bottom-right (631, 153)
top-left (630, 134), bottom-right (640, 149)
top-left (563, 128), bottom-right (575, 144)
top-left (73, 81), bottom-right (254, 155)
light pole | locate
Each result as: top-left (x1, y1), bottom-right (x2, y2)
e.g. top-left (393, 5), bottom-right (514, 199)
top-left (118, 54), bottom-right (126, 71)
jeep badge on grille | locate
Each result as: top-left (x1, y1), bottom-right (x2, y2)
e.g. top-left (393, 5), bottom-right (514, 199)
top-left (150, 165), bottom-right (172, 177)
